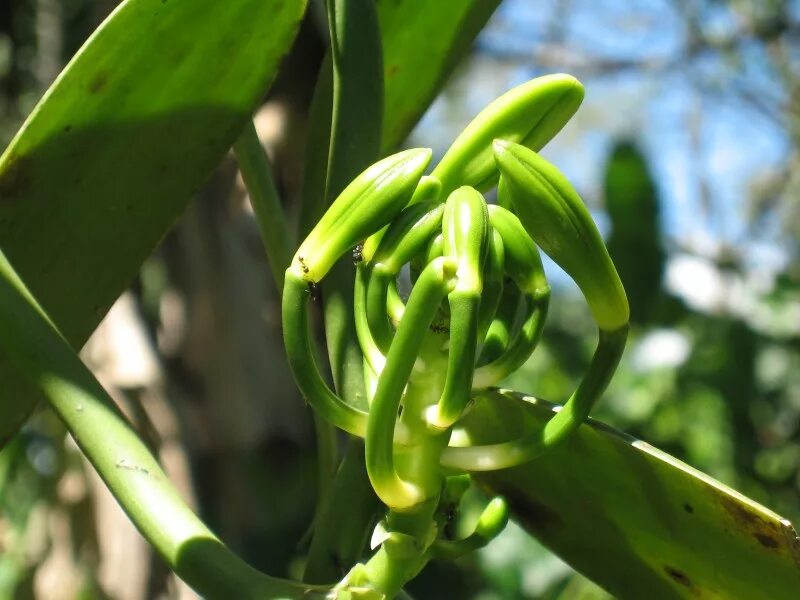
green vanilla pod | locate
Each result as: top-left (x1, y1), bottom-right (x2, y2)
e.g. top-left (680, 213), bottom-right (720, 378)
top-left (493, 140), bottom-right (629, 331)
top-left (427, 187), bottom-right (489, 429)
top-left (496, 173), bottom-right (513, 210)
top-left (407, 174), bottom-right (444, 206)
top-left (473, 206), bottom-right (551, 388)
top-left (441, 326), bottom-right (628, 471)
top-left (366, 267), bottom-right (401, 353)
top-left (476, 228), bottom-right (505, 345)
top-left (372, 202), bottom-right (445, 273)
top-left (360, 176), bottom-right (439, 268)
top-left (477, 279), bottom-right (521, 366)
top-left (292, 148), bottom-right (432, 282)
top-left (354, 263), bottom-right (386, 377)
top-left (441, 187), bottom-right (489, 297)
top-left (431, 496), bottom-right (509, 558)
top-left (472, 294), bottom-right (549, 389)
top-left (366, 202), bottom-right (445, 352)
top-left (386, 280), bottom-right (406, 324)
top-left (282, 269), bottom-right (369, 436)
top-left (410, 233), bottom-right (444, 285)
top-left (366, 257), bottom-right (457, 510)
top-left (487, 205), bottom-right (548, 298)
top-left (431, 74), bottom-right (584, 197)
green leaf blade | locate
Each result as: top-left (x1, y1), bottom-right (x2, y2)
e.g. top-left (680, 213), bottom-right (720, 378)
top-left (379, 0), bottom-right (502, 151)
top-left (0, 0), bottom-right (307, 445)
top-left (466, 391), bottom-right (800, 599)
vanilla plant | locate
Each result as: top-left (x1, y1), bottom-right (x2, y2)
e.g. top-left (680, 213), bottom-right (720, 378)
top-left (281, 74), bottom-right (630, 597)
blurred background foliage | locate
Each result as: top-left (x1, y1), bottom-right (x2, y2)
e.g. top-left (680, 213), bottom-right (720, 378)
top-left (1, 0), bottom-right (799, 598)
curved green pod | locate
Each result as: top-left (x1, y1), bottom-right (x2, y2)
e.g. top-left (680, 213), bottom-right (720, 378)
top-left (366, 202), bottom-right (446, 352)
top-left (428, 187), bottom-right (489, 429)
top-left (355, 264), bottom-right (386, 377)
top-left (282, 270), bottom-right (369, 437)
top-left (443, 326), bottom-right (628, 471)
top-left (441, 187), bottom-right (489, 297)
top-left (472, 205), bottom-right (551, 388)
top-left (431, 496), bottom-right (509, 558)
top-left (477, 278), bottom-right (520, 366)
top-left (366, 258), bottom-right (457, 510)
top-left (292, 148), bottom-right (432, 282)
top-left (407, 175), bottom-right (444, 206)
top-left (431, 75), bottom-right (584, 197)
top-left (472, 294), bottom-right (549, 390)
top-left (486, 205), bottom-right (549, 298)
top-left (493, 140), bottom-right (629, 331)
top-left (366, 268), bottom-right (400, 354)
top-left (371, 203), bottom-right (446, 273)
top-left (386, 280), bottom-right (406, 324)
top-left (476, 228), bottom-right (505, 346)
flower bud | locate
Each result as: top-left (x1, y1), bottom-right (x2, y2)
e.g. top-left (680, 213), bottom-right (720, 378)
top-left (493, 140), bottom-right (629, 330)
top-left (292, 148), bottom-right (432, 281)
top-left (442, 186), bottom-right (489, 295)
top-left (432, 74), bottom-right (584, 197)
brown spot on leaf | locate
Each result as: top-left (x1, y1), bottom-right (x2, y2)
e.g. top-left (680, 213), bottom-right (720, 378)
top-left (388, 64), bottom-right (400, 78)
top-left (664, 565), bottom-right (693, 589)
top-left (0, 153), bottom-right (34, 200)
top-left (683, 503), bottom-right (694, 514)
top-left (88, 71), bottom-right (109, 94)
top-left (755, 533), bottom-right (779, 548)
top-left (719, 493), bottom-right (783, 551)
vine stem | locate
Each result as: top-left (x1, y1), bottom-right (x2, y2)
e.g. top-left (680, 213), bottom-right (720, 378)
top-left (0, 251), bottom-right (329, 600)
top-left (233, 120), bottom-right (293, 288)
top-left (302, 0), bottom-right (384, 583)
top-left (234, 118), bottom-right (344, 557)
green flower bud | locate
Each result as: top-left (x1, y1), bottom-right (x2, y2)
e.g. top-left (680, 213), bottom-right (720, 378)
top-left (424, 188), bottom-right (489, 429)
top-left (493, 140), bottom-right (629, 331)
top-left (372, 202), bottom-right (445, 275)
top-left (292, 148), bottom-right (432, 281)
top-left (431, 74), bottom-right (584, 197)
top-left (362, 175), bottom-right (443, 262)
top-left (474, 496), bottom-right (509, 542)
top-left (442, 186), bottom-right (489, 295)
top-left (431, 496), bottom-right (509, 559)
top-left (487, 205), bottom-right (548, 298)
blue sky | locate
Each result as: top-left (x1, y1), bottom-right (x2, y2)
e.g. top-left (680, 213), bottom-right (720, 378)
top-left (410, 0), bottom-right (795, 284)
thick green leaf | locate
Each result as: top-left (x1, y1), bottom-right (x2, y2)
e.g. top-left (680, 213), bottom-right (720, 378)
top-left (0, 0), bottom-right (306, 445)
top-left (378, 0), bottom-right (502, 151)
top-left (464, 391), bottom-right (800, 599)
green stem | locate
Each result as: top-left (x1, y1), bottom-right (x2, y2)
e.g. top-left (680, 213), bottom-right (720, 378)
top-left (0, 252), bottom-right (326, 600)
top-left (320, 0), bottom-right (383, 407)
top-left (304, 439), bottom-right (381, 584)
top-left (233, 120), bottom-right (293, 288)
top-left (361, 505), bottom-right (437, 598)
